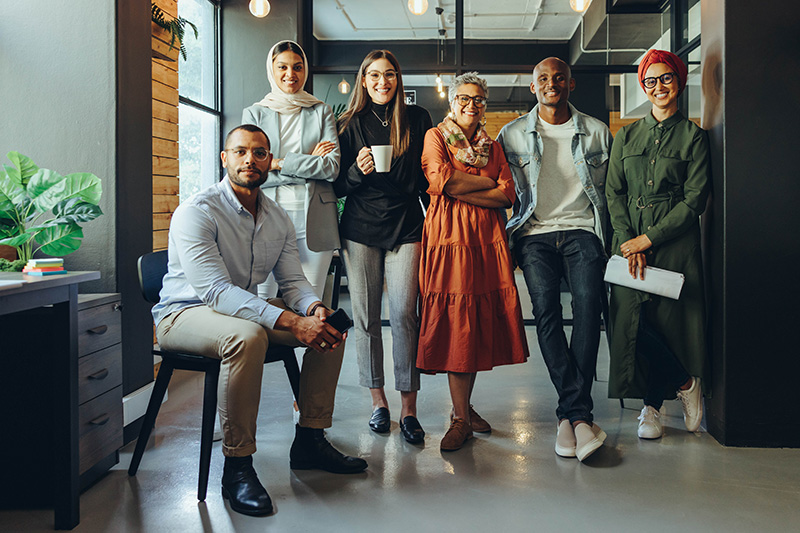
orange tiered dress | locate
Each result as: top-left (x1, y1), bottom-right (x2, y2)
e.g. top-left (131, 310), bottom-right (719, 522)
top-left (417, 128), bottom-right (529, 373)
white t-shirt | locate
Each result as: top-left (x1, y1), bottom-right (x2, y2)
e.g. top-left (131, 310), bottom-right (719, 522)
top-left (274, 112), bottom-right (307, 215)
top-left (519, 115), bottom-right (595, 238)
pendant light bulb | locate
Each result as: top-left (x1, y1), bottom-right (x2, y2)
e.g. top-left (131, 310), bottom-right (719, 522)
top-left (249, 0), bottom-right (271, 18)
top-left (569, 0), bottom-right (591, 13)
top-left (408, 0), bottom-right (429, 16)
top-left (338, 78), bottom-right (351, 94)
top-left (439, 90), bottom-right (446, 98)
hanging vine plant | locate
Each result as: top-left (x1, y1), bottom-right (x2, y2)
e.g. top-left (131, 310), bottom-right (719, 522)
top-left (151, 3), bottom-right (198, 61)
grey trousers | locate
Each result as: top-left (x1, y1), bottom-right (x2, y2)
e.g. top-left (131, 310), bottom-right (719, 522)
top-left (155, 300), bottom-right (344, 457)
top-left (341, 239), bottom-right (421, 392)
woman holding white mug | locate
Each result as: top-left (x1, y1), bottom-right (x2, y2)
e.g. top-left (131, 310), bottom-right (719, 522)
top-left (335, 50), bottom-right (432, 444)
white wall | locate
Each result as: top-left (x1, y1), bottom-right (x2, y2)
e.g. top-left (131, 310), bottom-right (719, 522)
top-left (0, 0), bottom-right (117, 291)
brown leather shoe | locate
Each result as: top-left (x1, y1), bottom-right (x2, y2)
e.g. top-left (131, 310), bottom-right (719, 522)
top-left (451, 405), bottom-right (491, 433)
top-left (441, 417), bottom-right (473, 451)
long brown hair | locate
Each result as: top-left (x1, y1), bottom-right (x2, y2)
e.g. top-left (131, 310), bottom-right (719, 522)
top-left (337, 50), bottom-right (410, 157)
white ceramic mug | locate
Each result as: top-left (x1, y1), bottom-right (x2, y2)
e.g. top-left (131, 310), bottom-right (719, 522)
top-left (371, 145), bottom-right (392, 173)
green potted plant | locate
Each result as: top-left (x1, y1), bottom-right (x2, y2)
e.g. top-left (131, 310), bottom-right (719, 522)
top-left (0, 151), bottom-right (103, 271)
top-left (151, 3), bottom-right (198, 61)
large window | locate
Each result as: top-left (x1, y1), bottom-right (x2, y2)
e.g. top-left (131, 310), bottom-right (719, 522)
top-left (178, 0), bottom-right (220, 201)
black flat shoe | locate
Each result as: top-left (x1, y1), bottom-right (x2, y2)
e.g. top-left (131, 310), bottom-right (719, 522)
top-left (290, 425), bottom-right (368, 474)
top-left (369, 407), bottom-right (391, 433)
top-left (399, 415), bottom-right (425, 444)
top-left (221, 455), bottom-right (273, 516)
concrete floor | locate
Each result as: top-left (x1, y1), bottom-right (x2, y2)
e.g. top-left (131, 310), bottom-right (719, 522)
top-left (3, 287), bottom-right (800, 532)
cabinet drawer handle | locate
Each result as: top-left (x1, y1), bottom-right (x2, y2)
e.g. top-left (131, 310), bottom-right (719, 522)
top-left (89, 414), bottom-right (110, 426)
top-left (87, 325), bottom-right (108, 335)
top-left (88, 369), bottom-right (109, 380)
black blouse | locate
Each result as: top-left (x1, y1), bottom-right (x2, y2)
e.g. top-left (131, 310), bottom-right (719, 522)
top-left (335, 103), bottom-right (433, 249)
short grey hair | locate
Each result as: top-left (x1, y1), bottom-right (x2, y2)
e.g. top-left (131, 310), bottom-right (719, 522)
top-left (448, 71), bottom-right (489, 102)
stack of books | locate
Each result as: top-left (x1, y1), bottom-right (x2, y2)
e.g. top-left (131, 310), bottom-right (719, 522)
top-left (22, 258), bottom-right (67, 276)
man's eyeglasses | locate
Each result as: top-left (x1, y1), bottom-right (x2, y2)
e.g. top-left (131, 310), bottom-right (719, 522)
top-left (226, 148), bottom-right (270, 161)
top-left (365, 70), bottom-right (398, 82)
top-left (642, 72), bottom-right (677, 89)
top-left (454, 94), bottom-right (487, 108)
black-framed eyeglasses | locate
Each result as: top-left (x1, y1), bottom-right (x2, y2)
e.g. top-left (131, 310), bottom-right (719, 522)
top-left (365, 70), bottom-right (398, 82)
top-left (642, 72), bottom-right (677, 89)
top-left (454, 94), bottom-right (487, 107)
top-left (225, 148), bottom-right (270, 161)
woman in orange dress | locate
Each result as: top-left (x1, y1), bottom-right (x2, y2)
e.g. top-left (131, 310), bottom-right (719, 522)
top-left (418, 72), bottom-right (529, 451)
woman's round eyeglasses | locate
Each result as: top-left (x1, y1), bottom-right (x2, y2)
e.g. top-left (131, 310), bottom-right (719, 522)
top-left (454, 94), bottom-right (487, 107)
top-left (642, 72), bottom-right (676, 89)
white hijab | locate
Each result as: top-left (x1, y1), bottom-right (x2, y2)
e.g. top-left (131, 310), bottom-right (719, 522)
top-left (254, 40), bottom-right (323, 115)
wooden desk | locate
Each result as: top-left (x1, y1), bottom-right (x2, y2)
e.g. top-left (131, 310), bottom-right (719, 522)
top-left (0, 271), bottom-right (100, 530)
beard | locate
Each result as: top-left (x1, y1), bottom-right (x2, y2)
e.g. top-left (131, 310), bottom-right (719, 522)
top-left (228, 165), bottom-right (268, 190)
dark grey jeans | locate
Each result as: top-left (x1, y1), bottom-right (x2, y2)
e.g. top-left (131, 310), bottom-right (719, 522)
top-left (515, 230), bottom-right (606, 424)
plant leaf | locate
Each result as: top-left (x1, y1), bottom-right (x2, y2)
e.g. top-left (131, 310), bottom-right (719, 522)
top-left (51, 198), bottom-right (104, 224)
top-left (0, 232), bottom-right (33, 247)
top-left (32, 172), bottom-right (102, 212)
top-left (0, 170), bottom-right (27, 210)
top-left (34, 223), bottom-right (84, 256)
top-left (26, 168), bottom-right (65, 203)
top-left (5, 152), bottom-right (39, 187)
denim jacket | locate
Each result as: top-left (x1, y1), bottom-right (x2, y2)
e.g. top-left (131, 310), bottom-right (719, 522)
top-left (497, 103), bottom-right (613, 252)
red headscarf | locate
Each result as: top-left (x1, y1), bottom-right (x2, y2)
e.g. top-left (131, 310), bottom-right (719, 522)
top-left (637, 49), bottom-right (688, 94)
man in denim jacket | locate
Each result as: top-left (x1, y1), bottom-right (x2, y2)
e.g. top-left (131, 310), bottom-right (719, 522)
top-left (497, 58), bottom-right (613, 462)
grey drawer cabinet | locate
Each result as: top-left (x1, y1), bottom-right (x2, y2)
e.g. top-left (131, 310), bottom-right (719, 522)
top-left (77, 293), bottom-right (123, 478)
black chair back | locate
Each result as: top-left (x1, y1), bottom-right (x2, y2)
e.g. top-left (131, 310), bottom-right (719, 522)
top-left (138, 250), bottom-right (168, 304)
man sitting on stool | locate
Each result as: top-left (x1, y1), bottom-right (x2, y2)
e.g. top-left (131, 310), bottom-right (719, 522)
top-left (151, 124), bottom-right (366, 517)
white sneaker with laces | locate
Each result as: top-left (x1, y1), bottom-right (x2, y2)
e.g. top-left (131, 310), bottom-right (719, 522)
top-left (676, 377), bottom-right (703, 432)
top-left (637, 406), bottom-right (664, 439)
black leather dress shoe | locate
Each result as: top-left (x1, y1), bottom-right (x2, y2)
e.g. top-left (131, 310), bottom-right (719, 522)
top-left (399, 415), bottom-right (425, 444)
top-left (369, 407), bottom-right (391, 433)
top-left (221, 455), bottom-right (273, 516)
top-left (290, 424), bottom-right (368, 474)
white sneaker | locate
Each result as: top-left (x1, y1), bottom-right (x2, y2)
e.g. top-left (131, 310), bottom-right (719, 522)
top-left (555, 419), bottom-right (577, 458)
top-left (637, 406), bottom-right (664, 439)
top-left (676, 377), bottom-right (703, 432)
top-left (575, 422), bottom-right (606, 462)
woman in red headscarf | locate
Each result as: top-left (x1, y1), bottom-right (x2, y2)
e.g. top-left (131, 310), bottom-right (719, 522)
top-left (605, 50), bottom-right (711, 440)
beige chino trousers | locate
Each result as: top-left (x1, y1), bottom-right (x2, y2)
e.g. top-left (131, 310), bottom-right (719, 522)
top-left (155, 299), bottom-right (344, 457)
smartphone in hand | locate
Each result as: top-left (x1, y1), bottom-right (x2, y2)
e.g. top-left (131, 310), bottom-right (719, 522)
top-left (325, 308), bottom-right (353, 334)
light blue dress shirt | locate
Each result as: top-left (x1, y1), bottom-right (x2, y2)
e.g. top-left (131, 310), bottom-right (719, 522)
top-left (152, 178), bottom-right (319, 329)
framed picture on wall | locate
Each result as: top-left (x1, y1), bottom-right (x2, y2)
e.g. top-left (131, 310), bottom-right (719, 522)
top-left (404, 90), bottom-right (416, 105)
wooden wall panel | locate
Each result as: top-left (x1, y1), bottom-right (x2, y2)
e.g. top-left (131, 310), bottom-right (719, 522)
top-left (151, 0), bottom-right (180, 254)
top-left (153, 100), bottom-right (179, 124)
top-left (153, 156), bottom-right (179, 176)
top-left (485, 111), bottom-right (523, 140)
top-left (153, 176), bottom-right (179, 195)
top-left (153, 118), bottom-right (179, 142)
top-left (153, 138), bottom-right (179, 159)
top-left (153, 80), bottom-right (179, 106)
top-left (153, 213), bottom-right (172, 231)
top-left (153, 195), bottom-right (179, 214)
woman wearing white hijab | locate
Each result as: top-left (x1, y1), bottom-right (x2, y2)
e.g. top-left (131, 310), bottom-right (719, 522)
top-left (242, 40), bottom-right (341, 300)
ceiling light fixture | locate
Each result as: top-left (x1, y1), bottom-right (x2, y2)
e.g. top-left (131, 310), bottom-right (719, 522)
top-left (439, 90), bottom-right (446, 99)
top-left (249, 0), bottom-right (271, 18)
top-left (569, 0), bottom-right (592, 13)
top-left (338, 78), bottom-right (351, 94)
top-left (408, 0), bottom-right (428, 16)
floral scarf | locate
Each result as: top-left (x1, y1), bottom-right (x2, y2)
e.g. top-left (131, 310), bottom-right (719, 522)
top-left (436, 115), bottom-right (492, 168)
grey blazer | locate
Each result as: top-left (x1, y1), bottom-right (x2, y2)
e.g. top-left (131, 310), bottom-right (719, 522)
top-left (241, 102), bottom-right (341, 251)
